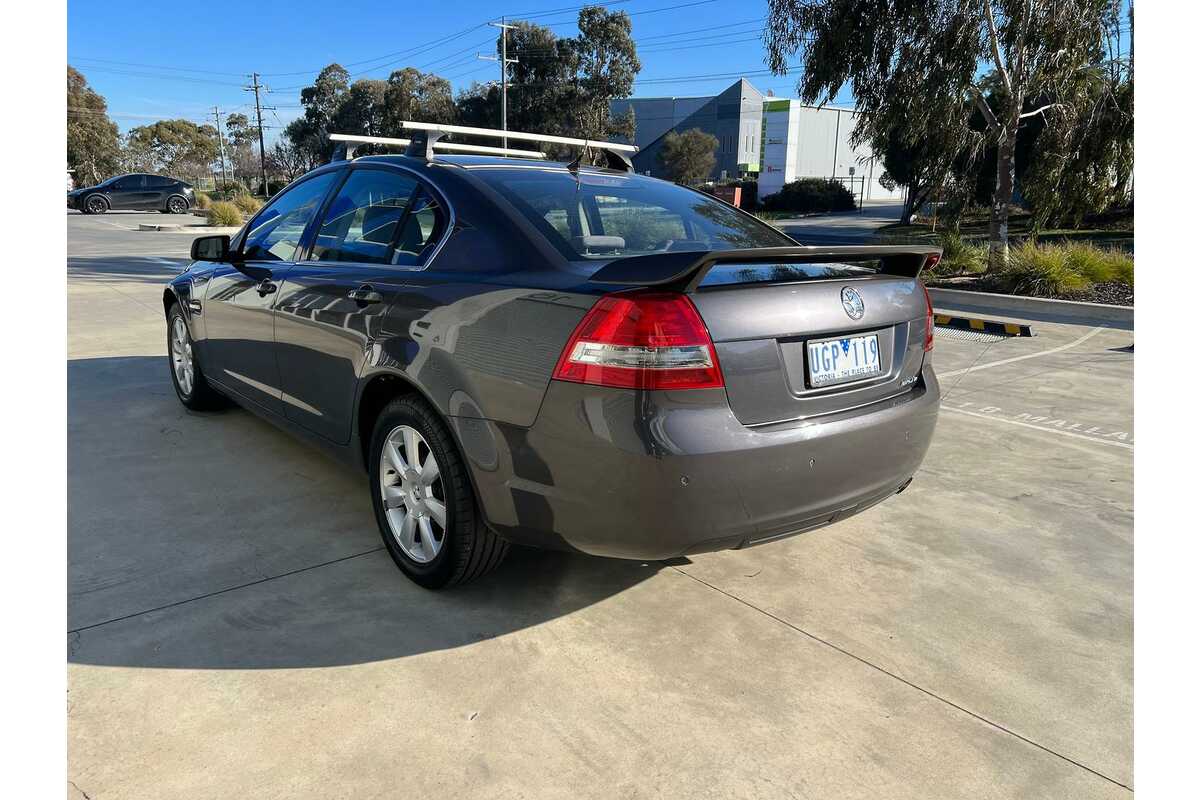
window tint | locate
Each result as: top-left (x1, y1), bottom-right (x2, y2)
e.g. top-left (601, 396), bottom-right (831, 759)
top-left (700, 261), bottom-right (880, 289)
top-left (393, 189), bottom-right (446, 265)
top-left (472, 167), bottom-right (792, 260)
top-left (113, 175), bottom-right (143, 190)
top-left (310, 169), bottom-right (418, 264)
top-left (242, 171), bottom-right (339, 262)
top-left (148, 175), bottom-right (174, 188)
top-left (594, 194), bottom-right (687, 252)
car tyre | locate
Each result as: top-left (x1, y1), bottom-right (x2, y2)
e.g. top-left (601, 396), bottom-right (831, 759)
top-left (84, 194), bottom-right (108, 214)
top-left (167, 305), bottom-right (224, 410)
top-left (369, 396), bottom-right (509, 589)
top-left (167, 195), bottom-right (189, 214)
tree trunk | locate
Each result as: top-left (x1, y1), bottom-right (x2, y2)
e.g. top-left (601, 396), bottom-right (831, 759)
top-left (987, 130), bottom-right (1017, 272)
top-left (901, 185), bottom-right (916, 225)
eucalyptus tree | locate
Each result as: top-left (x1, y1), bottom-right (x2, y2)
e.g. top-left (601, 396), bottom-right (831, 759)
top-left (766, 0), bottom-right (1122, 269)
top-left (67, 67), bottom-right (122, 185)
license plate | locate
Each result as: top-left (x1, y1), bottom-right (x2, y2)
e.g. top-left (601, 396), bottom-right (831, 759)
top-left (807, 334), bottom-right (882, 387)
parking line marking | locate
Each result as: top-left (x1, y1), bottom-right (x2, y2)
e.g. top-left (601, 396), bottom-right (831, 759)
top-left (671, 567), bottom-right (1133, 792)
top-left (942, 405), bottom-right (1133, 450)
top-left (939, 326), bottom-right (1105, 378)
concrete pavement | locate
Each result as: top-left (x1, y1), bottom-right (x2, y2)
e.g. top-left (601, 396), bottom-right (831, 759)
top-left (67, 211), bottom-right (1133, 798)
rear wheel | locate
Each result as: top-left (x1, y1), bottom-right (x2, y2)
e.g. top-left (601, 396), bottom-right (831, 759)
top-left (167, 195), bottom-right (188, 214)
top-left (369, 396), bottom-right (508, 589)
top-left (84, 194), bottom-right (108, 214)
top-left (167, 306), bottom-right (223, 410)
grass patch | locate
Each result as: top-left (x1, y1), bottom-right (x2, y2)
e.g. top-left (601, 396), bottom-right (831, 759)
top-left (988, 241), bottom-right (1134, 297)
top-left (208, 201), bottom-right (242, 227)
top-left (932, 232), bottom-right (986, 276)
top-left (232, 193), bottom-right (263, 215)
top-left (193, 192), bottom-right (212, 210)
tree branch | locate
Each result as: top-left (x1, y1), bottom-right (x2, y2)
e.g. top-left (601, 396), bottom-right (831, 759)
top-left (969, 85), bottom-right (1001, 132)
top-left (983, 0), bottom-right (1011, 92)
top-left (1019, 102), bottom-right (1065, 119)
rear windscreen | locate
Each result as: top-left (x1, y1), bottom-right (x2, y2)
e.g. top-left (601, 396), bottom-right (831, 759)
top-left (466, 166), bottom-right (795, 260)
top-left (699, 260), bottom-right (882, 289)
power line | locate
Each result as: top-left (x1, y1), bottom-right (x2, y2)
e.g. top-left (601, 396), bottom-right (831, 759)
top-left (71, 57), bottom-right (246, 77)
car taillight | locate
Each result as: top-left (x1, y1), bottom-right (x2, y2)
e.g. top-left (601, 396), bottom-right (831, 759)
top-left (921, 281), bottom-right (935, 352)
top-left (552, 290), bottom-right (724, 390)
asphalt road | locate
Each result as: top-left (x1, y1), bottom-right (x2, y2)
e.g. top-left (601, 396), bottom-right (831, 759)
top-left (774, 200), bottom-right (905, 244)
top-left (67, 210), bottom-right (1133, 799)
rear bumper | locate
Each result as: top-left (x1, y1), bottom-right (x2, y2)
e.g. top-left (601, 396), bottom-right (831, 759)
top-left (455, 361), bottom-right (940, 560)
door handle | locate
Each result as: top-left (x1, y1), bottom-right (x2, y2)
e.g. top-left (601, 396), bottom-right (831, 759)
top-left (256, 279), bottom-right (277, 296)
top-left (347, 284), bottom-right (383, 304)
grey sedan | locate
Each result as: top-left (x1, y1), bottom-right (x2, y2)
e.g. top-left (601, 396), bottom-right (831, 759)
top-left (165, 142), bottom-right (939, 588)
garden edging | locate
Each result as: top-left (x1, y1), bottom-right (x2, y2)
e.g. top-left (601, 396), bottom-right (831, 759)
top-left (927, 287), bottom-right (1133, 330)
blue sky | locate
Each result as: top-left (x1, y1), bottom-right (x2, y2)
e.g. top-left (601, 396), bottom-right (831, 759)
top-left (67, 0), bottom-right (815, 138)
top-left (68, 0), bottom-right (1129, 139)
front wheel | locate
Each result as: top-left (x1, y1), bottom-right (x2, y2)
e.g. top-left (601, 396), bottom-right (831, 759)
top-left (369, 396), bottom-right (509, 589)
top-left (84, 194), bottom-right (108, 214)
top-left (167, 306), bottom-right (223, 410)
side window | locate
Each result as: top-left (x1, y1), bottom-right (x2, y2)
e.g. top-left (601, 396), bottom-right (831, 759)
top-left (242, 171), bottom-right (339, 262)
top-left (149, 176), bottom-right (173, 188)
top-left (310, 169), bottom-right (418, 264)
top-left (113, 176), bottom-right (141, 190)
top-left (393, 188), bottom-right (447, 266)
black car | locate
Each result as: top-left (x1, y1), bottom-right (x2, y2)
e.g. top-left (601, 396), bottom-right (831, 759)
top-left (165, 124), bottom-right (940, 590)
top-left (69, 173), bottom-right (195, 214)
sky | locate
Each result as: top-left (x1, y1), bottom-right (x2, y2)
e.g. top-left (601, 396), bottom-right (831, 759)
top-left (67, 0), bottom-right (821, 139)
top-left (67, 0), bottom-right (1130, 141)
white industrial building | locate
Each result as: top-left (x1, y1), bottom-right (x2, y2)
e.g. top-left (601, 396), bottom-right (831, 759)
top-left (611, 82), bottom-right (905, 203)
top-left (758, 98), bottom-right (903, 201)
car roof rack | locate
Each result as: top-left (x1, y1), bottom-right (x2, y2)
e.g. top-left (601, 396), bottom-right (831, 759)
top-left (329, 133), bottom-right (546, 161)
top-left (400, 121), bottom-right (638, 172)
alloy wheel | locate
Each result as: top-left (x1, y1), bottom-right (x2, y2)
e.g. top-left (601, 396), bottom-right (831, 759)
top-left (86, 196), bottom-right (106, 214)
top-left (171, 316), bottom-right (195, 396)
top-left (169, 197), bottom-right (187, 214)
top-left (379, 424), bottom-right (446, 564)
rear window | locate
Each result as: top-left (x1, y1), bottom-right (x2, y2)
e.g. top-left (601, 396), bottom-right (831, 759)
top-left (700, 260), bottom-right (881, 289)
top-left (468, 167), bottom-right (794, 260)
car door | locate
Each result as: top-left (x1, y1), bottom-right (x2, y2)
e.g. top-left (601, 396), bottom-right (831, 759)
top-left (146, 175), bottom-right (172, 208)
top-left (201, 169), bottom-right (342, 415)
top-left (106, 175), bottom-right (141, 210)
top-left (274, 165), bottom-right (448, 443)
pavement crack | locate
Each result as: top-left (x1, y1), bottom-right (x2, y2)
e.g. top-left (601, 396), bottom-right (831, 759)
top-left (670, 565), bottom-right (1132, 793)
top-left (68, 780), bottom-right (92, 800)
top-left (68, 547), bottom-right (385, 636)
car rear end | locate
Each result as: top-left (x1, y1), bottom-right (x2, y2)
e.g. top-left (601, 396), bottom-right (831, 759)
top-left (458, 165), bottom-right (940, 559)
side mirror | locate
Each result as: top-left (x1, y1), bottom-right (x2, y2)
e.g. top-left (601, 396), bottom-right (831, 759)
top-left (191, 235), bottom-right (231, 262)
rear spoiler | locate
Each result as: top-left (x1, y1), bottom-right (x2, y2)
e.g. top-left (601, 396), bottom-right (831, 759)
top-left (588, 246), bottom-right (943, 292)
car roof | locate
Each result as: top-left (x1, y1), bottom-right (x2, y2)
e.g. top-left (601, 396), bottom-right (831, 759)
top-left (353, 153), bottom-right (634, 175)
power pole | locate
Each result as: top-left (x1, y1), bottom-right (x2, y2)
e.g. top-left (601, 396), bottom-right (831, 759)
top-left (479, 18), bottom-right (518, 148)
top-left (243, 73), bottom-right (274, 194)
top-left (211, 106), bottom-right (228, 186)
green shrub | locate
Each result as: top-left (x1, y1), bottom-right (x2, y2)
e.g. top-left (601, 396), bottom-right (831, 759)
top-left (232, 193), bottom-right (263, 215)
top-left (761, 178), bottom-right (856, 215)
top-left (1100, 247), bottom-right (1134, 285)
top-left (193, 192), bottom-right (212, 210)
top-left (208, 201), bottom-right (243, 227)
top-left (934, 231), bottom-right (986, 275)
top-left (997, 241), bottom-right (1090, 297)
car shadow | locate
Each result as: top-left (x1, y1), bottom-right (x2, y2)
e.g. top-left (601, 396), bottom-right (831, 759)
top-left (68, 356), bottom-right (662, 670)
top-left (68, 256), bottom-right (189, 285)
